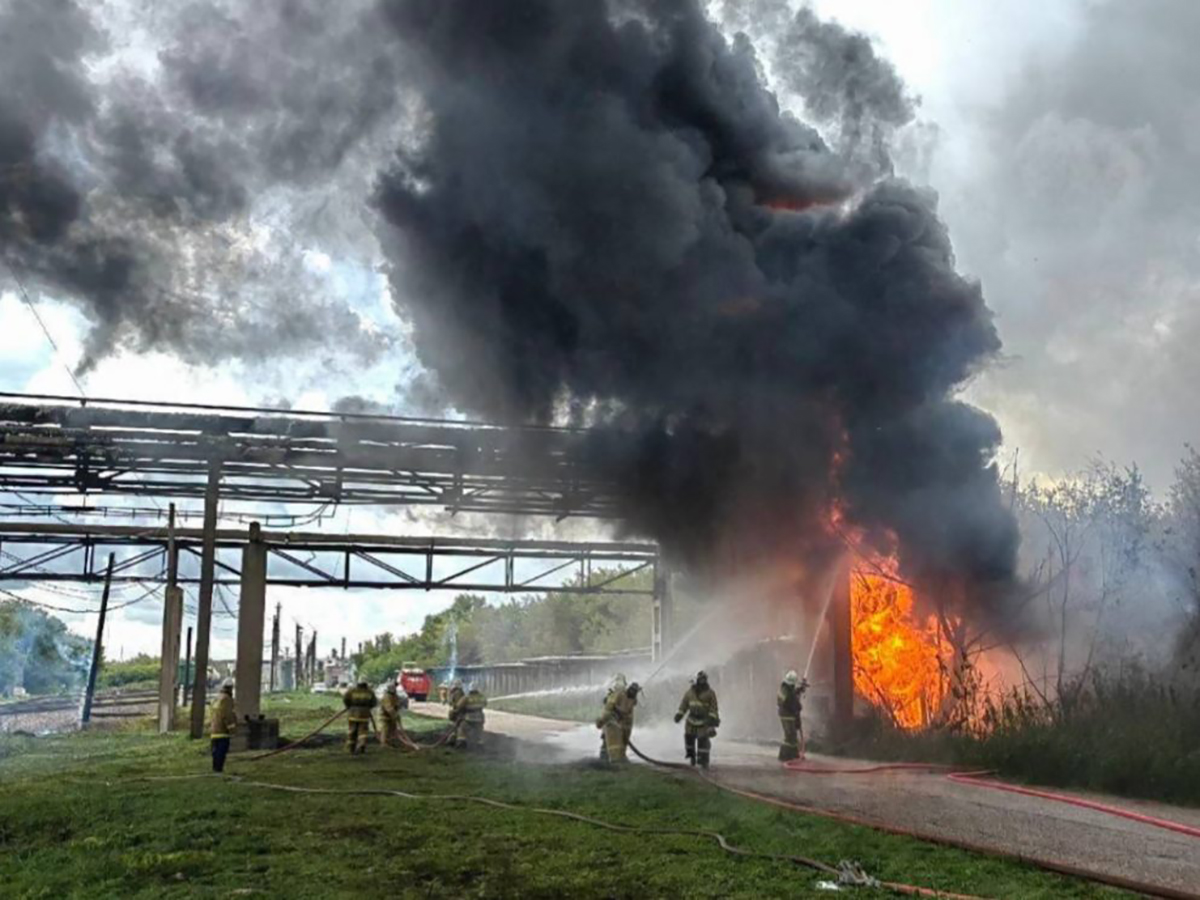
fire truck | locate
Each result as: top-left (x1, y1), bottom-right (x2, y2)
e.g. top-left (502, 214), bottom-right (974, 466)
top-left (398, 663), bottom-right (432, 701)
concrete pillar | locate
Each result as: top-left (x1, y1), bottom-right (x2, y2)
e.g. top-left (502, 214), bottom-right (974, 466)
top-left (158, 503), bottom-right (183, 734)
top-left (827, 562), bottom-right (854, 740)
top-left (651, 562), bottom-right (673, 663)
top-left (157, 586), bottom-right (184, 733)
top-left (235, 523), bottom-right (268, 720)
top-left (189, 459), bottom-right (222, 739)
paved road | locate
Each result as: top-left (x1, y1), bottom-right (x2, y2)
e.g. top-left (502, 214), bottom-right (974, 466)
top-left (413, 701), bottom-right (1200, 897)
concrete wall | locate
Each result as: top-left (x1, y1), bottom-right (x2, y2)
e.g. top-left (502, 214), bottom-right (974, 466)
top-left (429, 652), bottom-right (651, 699)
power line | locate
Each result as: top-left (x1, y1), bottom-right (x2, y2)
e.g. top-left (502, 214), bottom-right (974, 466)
top-left (3, 261), bottom-right (86, 399)
top-left (1, 581), bottom-right (161, 615)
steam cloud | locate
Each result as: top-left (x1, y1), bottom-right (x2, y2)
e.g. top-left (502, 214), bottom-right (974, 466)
top-left (2, 0), bottom-right (1019, 616)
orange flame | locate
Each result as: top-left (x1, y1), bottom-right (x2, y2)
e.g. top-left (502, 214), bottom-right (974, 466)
top-left (850, 564), bottom-right (952, 730)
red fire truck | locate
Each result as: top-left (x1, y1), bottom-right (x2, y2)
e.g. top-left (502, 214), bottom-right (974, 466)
top-left (398, 663), bottom-right (432, 701)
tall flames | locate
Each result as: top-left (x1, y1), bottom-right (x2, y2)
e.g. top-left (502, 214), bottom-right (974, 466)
top-left (850, 563), bottom-right (954, 730)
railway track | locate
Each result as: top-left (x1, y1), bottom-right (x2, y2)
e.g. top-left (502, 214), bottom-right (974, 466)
top-left (0, 689), bottom-right (158, 719)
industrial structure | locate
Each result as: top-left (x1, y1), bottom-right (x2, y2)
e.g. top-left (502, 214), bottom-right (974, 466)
top-left (0, 393), bottom-right (685, 739)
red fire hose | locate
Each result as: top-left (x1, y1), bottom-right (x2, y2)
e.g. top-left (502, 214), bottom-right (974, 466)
top-left (782, 757), bottom-right (1200, 841)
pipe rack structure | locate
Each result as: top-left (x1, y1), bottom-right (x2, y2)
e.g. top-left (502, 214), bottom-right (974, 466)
top-left (0, 522), bottom-right (660, 594)
top-left (0, 392), bottom-right (621, 517)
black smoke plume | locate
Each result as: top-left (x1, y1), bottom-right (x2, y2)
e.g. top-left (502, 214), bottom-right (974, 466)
top-left (374, 0), bottom-right (1018, 615)
top-left (3, 0), bottom-right (1019, 622)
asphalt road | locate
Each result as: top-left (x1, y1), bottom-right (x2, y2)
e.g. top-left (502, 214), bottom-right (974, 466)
top-left (412, 701), bottom-right (1200, 897)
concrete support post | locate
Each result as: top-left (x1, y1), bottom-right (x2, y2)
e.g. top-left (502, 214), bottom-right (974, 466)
top-left (827, 561), bottom-right (854, 741)
top-left (158, 504), bottom-right (182, 734)
top-left (157, 587), bottom-right (183, 733)
top-left (235, 522), bottom-right (268, 721)
top-left (189, 458), bottom-right (222, 739)
top-left (651, 562), bottom-right (672, 663)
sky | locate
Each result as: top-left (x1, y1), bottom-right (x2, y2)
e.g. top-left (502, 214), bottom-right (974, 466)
top-left (3, 0), bottom-right (1197, 658)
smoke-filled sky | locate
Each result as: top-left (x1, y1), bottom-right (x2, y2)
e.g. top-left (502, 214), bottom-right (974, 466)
top-left (2, 0), bottom-right (1197, 656)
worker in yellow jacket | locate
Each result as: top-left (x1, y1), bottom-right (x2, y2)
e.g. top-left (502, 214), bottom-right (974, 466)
top-left (209, 680), bottom-right (237, 773)
top-left (343, 681), bottom-right (378, 754)
top-left (595, 674), bottom-right (639, 763)
top-left (450, 684), bottom-right (487, 748)
top-left (379, 682), bottom-right (403, 747)
top-left (446, 679), bottom-right (465, 745)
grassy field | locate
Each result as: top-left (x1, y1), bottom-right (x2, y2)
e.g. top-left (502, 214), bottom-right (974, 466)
top-left (0, 694), bottom-right (1123, 899)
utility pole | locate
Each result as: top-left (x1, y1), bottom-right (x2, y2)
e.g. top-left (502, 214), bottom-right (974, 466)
top-left (158, 504), bottom-right (184, 734)
top-left (341, 636), bottom-right (346, 660)
top-left (182, 626), bottom-right (193, 706)
top-left (309, 631), bottom-right (318, 686)
top-left (81, 554), bottom-right (115, 725)
top-left (269, 603), bottom-right (280, 693)
top-left (189, 458), bottom-right (222, 738)
top-left (295, 623), bottom-right (303, 688)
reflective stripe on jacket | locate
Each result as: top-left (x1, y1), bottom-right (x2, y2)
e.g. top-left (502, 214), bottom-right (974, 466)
top-left (454, 690), bottom-right (487, 724)
top-left (209, 694), bottom-right (237, 738)
top-left (343, 686), bottom-right (378, 722)
top-left (777, 683), bottom-right (801, 719)
top-left (677, 686), bottom-right (718, 726)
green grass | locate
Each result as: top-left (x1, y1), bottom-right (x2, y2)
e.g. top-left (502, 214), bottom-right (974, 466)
top-left (0, 696), bottom-right (1125, 899)
top-left (490, 692), bottom-right (597, 722)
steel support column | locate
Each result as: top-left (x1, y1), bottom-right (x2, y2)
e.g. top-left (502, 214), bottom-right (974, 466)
top-left (828, 561), bottom-right (854, 741)
top-left (235, 522), bottom-right (268, 720)
top-left (651, 564), bottom-right (672, 663)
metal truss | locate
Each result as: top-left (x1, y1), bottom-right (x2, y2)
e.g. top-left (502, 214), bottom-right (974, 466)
top-left (0, 522), bottom-right (659, 595)
top-left (0, 392), bottom-right (622, 519)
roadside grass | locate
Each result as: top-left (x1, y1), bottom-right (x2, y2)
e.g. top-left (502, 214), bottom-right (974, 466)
top-left (824, 668), bottom-right (1200, 807)
top-left (0, 697), bottom-right (1125, 899)
top-left (490, 692), bottom-right (596, 722)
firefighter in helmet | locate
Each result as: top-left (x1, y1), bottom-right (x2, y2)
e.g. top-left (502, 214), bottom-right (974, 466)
top-left (595, 673), bottom-right (640, 763)
top-left (343, 681), bottom-right (378, 754)
top-left (777, 669), bottom-right (808, 761)
top-left (379, 682), bottom-right (403, 747)
top-left (674, 670), bottom-right (719, 767)
top-left (446, 679), bottom-right (466, 746)
top-left (451, 683), bottom-right (487, 748)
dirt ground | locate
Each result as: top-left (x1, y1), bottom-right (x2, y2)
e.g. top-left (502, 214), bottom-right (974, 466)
top-left (413, 700), bottom-right (1200, 896)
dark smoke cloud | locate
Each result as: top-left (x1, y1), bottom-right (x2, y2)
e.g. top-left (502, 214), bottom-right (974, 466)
top-left (374, 0), bottom-right (1018, 612)
top-left (0, 0), bottom-right (396, 371)
top-left (4, 0), bottom-right (1020, 620)
top-left (720, 0), bottom-right (916, 180)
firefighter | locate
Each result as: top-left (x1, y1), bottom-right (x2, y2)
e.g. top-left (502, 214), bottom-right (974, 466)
top-left (777, 670), bottom-right (808, 761)
top-left (343, 681), bottom-right (378, 754)
top-left (379, 682), bottom-right (403, 747)
top-left (446, 679), bottom-right (466, 746)
top-left (674, 670), bottom-right (719, 768)
top-left (209, 680), bottom-right (237, 773)
top-left (450, 683), bottom-right (487, 748)
top-left (595, 674), bottom-right (639, 763)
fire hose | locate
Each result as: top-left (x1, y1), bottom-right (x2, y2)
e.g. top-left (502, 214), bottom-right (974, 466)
top-left (628, 740), bottom-right (1200, 900)
top-left (760, 757), bottom-right (1200, 898)
top-left (116, 773), bottom-right (982, 899)
top-left (222, 711), bottom-right (977, 896)
top-left (624, 739), bottom-right (984, 899)
top-left (782, 758), bottom-right (1200, 841)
